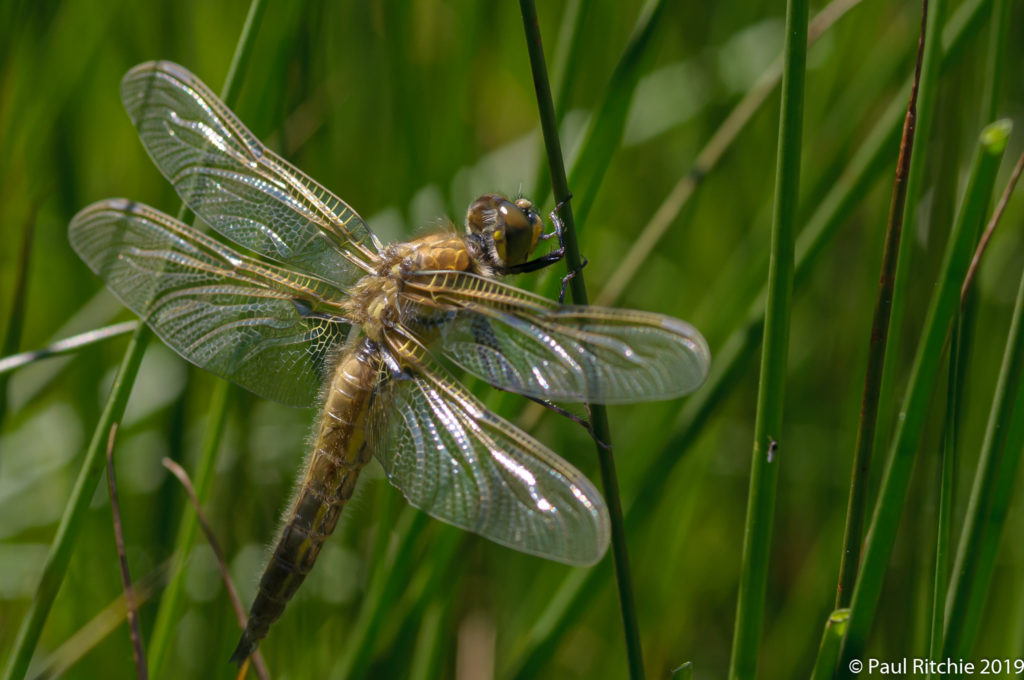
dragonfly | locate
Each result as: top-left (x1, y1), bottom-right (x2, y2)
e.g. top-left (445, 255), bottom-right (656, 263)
top-left (68, 61), bottom-right (711, 663)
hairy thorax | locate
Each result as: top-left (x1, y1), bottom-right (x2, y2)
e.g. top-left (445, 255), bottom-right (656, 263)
top-left (342, 230), bottom-right (481, 343)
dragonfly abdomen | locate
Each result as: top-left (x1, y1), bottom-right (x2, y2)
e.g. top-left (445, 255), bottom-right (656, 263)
top-left (231, 339), bottom-right (379, 664)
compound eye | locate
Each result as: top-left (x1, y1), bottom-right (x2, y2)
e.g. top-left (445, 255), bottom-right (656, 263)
top-left (499, 199), bottom-right (540, 268)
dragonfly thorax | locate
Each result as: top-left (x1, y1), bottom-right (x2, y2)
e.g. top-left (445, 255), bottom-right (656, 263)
top-left (345, 231), bottom-right (480, 343)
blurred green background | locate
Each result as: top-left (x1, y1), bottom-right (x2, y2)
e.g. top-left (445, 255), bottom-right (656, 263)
top-left (1, 0), bottom-right (1022, 678)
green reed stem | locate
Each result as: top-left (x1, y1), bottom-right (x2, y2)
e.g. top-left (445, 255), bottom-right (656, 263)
top-left (505, 1), bottom-right (989, 674)
top-left (980, 0), bottom-right (1010, 122)
top-left (332, 509), bottom-right (429, 679)
top-left (868, 0), bottom-right (949, 506)
top-left (811, 610), bottom-right (850, 680)
top-left (2, 324), bottom-right (152, 680)
top-left (839, 120), bottom-right (1011, 677)
top-left (928, 331), bottom-right (958, 680)
top-left (147, 380), bottom-right (231, 677)
top-left (0, 2), bottom-right (267, 677)
top-left (529, 0), bottom-right (591, 205)
top-left (728, 0), bottom-right (807, 676)
top-left (942, 150), bottom-right (1024, 665)
top-left (0, 206), bottom-right (35, 442)
top-left (565, 0), bottom-right (668, 234)
top-left (520, 1), bottom-right (645, 677)
top-left (835, 0), bottom-right (928, 611)
top-left (409, 601), bottom-right (448, 680)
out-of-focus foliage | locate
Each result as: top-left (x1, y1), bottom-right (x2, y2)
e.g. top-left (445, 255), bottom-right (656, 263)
top-left (0, 0), bottom-right (1021, 678)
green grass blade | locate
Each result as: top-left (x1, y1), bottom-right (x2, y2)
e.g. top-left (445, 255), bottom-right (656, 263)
top-left (529, 0), bottom-right (591, 204)
top-left (409, 601), bottom-right (448, 680)
top-left (0, 1), bottom-right (269, 676)
top-left (520, 1), bottom-right (644, 677)
top-left (0, 207), bottom-right (35, 439)
top-left (672, 661), bottom-right (694, 680)
top-left (868, 0), bottom-right (949, 496)
top-left (332, 510), bottom-right (429, 679)
top-left (147, 380), bottom-right (231, 678)
top-left (810, 609), bottom-right (850, 680)
top-left (928, 342), bottom-right (958, 679)
top-left (980, 0), bottom-right (1010, 122)
top-left (839, 119), bottom-right (1012, 676)
top-left (728, 0), bottom-right (808, 676)
top-left (835, 0), bottom-right (928, 611)
top-left (942, 152), bottom-right (1024, 663)
top-left (0, 322), bottom-right (138, 376)
top-left (504, 1), bottom-right (990, 674)
top-left (596, 0), bottom-right (864, 308)
top-left (1, 324), bottom-right (152, 680)
top-left (565, 0), bottom-right (669, 231)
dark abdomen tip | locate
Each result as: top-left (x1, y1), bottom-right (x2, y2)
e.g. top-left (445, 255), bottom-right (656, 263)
top-left (229, 631), bottom-right (257, 667)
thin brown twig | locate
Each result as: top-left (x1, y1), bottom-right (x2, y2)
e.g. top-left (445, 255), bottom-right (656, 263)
top-left (161, 458), bottom-right (270, 680)
top-left (104, 424), bottom-right (148, 680)
top-left (834, 0), bottom-right (929, 609)
top-left (961, 150), bottom-right (1024, 303)
top-left (32, 562), bottom-right (168, 680)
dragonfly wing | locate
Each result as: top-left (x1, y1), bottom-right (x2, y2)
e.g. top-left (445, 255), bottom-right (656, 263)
top-left (69, 199), bottom-right (351, 407)
top-left (404, 271), bottom-right (711, 404)
top-left (120, 60), bottom-right (380, 287)
top-left (366, 342), bottom-right (609, 565)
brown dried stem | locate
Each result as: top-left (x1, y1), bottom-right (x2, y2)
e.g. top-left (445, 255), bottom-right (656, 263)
top-left (104, 424), bottom-right (147, 680)
top-left (161, 459), bottom-right (270, 680)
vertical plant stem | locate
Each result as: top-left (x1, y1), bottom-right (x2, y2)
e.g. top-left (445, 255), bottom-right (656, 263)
top-left (942, 152), bottom-right (1024, 664)
top-left (505, 3), bottom-right (989, 674)
top-left (147, 380), bottom-right (231, 678)
top-left (529, 0), bottom-right (591, 204)
top-left (928, 7), bottom-right (1011, 661)
top-left (2, 324), bottom-right (151, 680)
top-left (332, 509), bottom-right (429, 679)
top-left (728, 0), bottom-right (808, 676)
top-left (980, 0), bottom-right (1010, 122)
top-left (409, 601), bottom-right (448, 680)
top-left (596, 0), bottom-right (863, 309)
top-left (839, 120), bottom-right (1011, 677)
top-left (519, 2), bottom-right (644, 678)
top-left (564, 0), bottom-right (669, 232)
top-left (927, 343), bottom-right (957, 680)
top-left (0, 205), bottom-right (35, 441)
top-left (0, 2), bottom-right (268, 678)
top-left (869, 0), bottom-right (949, 490)
top-left (835, 0), bottom-right (928, 610)
top-left (161, 456), bottom-right (269, 680)
top-left (961, 151), bottom-right (1024, 298)
top-left (810, 610), bottom-right (850, 680)
top-left (105, 424), bottom-right (148, 680)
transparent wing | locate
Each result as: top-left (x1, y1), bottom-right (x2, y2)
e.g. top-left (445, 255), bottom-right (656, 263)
top-left (402, 271), bottom-right (711, 404)
top-left (366, 341), bottom-right (609, 565)
top-left (121, 60), bottom-right (381, 287)
top-left (69, 199), bottom-right (351, 407)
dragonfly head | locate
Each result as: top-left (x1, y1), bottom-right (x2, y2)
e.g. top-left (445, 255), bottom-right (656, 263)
top-left (465, 193), bottom-right (544, 268)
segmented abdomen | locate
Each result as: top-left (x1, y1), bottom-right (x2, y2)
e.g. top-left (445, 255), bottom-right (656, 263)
top-left (231, 338), bottom-right (379, 663)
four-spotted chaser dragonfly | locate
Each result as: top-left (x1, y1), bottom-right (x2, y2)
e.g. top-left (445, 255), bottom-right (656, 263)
top-left (68, 61), bottom-right (711, 663)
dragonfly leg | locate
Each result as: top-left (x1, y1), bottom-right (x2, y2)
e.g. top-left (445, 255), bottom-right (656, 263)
top-left (501, 193), bottom-right (590, 304)
top-left (557, 257), bottom-right (588, 304)
top-left (499, 390), bottom-right (611, 450)
top-left (545, 194), bottom-right (590, 304)
top-left (379, 346), bottom-right (412, 381)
